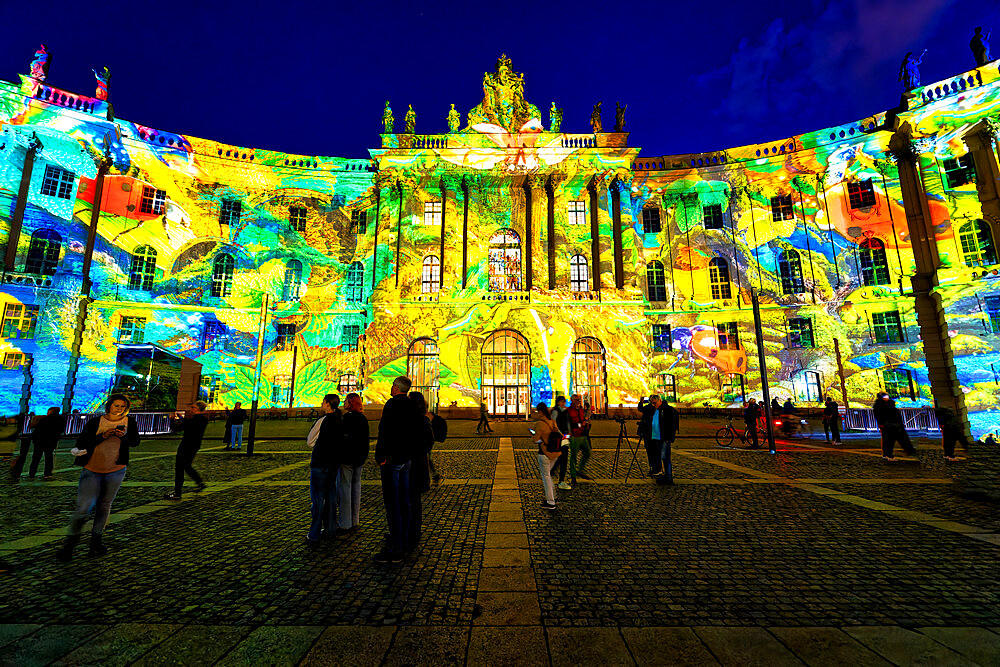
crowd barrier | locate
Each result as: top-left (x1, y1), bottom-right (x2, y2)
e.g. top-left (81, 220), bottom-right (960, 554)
top-left (20, 412), bottom-right (173, 436)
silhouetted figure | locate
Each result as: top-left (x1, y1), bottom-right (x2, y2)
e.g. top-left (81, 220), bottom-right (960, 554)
top-left (29, 407), bottom-right (66, 479)
top-left (971, 27), bottom-right (992, 67)
top-left (898, 50), bottom-right (926, 91)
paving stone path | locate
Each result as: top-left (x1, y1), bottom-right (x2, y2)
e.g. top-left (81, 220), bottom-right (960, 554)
top-left (1, 420), bottom-right (999, 664)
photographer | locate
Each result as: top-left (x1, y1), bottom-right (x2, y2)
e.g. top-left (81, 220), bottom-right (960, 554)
top-left (638, 394), bottom-right (679, 484)
top-left (638, 397), bottom-right (660, 475)
top-left (164, 401), bottom-right (209, 500)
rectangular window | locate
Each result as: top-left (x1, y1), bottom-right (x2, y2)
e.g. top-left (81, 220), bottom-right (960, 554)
top-left (721, 374), bottom-right (745, 402)
top-left (1, 304), bottom-right (39, 339)
top-left (651, 324), bottom-right (671, 352)
top-left (883, 369), bottom-right (914, 400)
top-left (271, 375), bottom-right (292, 405)
top-left (770, 194), bottom-right (794, 222)
top-left (568, 201), bottom-right (587, 225)
top-left (275, 323), bottom-right (295, 351)
top-left (717, 322), bottom-right (739, 350)
top-left (423, 201), bottom-right (442, 226)
top-left (341, 324), bottom-right (361, 351)
top-left (202, 321), bottom-right (226, 353)
top-left (986, 296), bottom-right (1000, 334)
top-left (703, 204), bottom-right (724, 230)
top-left (351, 209), bottom-right (367, 234)
top-left (40, 165), bottom-right (75, 199)
top-left (3, 352), bottom-right (26, 369)
top-left (788, 317), bottom-right (814, 348)
top-left (220, 199), bottom-right (242, 226)
top-left (118, 316), bottom-right (146, 344)
top-left (201, 374), bottom-right (221, 404)
top-left (942, 154), bottom-right (976, 189)
top-left (872, 310), bottom-right (904, 344)
top-left (846, 179), bottom-right (877, 209)
top-left (656, 373), bottom-right (677, 402)
top-left (139, 186), bottom-right (167, 215)
top-left (642, 208), bottom-right (661, 233)
top-left (289, 206), bottom-right (307, 232)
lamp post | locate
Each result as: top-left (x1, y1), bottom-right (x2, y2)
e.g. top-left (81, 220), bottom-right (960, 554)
top-left (750, 287), bottom-right (777, 453)
top-left (246, 293), bottom-right (269, 456)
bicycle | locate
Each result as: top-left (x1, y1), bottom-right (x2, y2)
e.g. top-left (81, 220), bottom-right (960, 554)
top-left (715, 415), bottom-right (767, 448)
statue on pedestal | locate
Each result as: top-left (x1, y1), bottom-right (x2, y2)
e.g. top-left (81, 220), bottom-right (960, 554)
top-left (93, 66), bottom-right (111, 101)
top-left (971, 27), bottom-right (992, 67)
top-left (29, 44), bottom-right (50, 81)
top-left (549, 102), bottom-right (563, 132)
top-left (404, 105), bottom-right (416, 134)
top-left (466, 54), bottom-right (541, 133)
top-left (614, 102), bottom-right (627, 132)
top-left (382, 100), bottom-right (394, 134)
top-left (590, 101), bottom-right (603, 133)
top-left (447, 103), bottom-right (461, 132)
top-left (898, 50), bottom-right (926, 91)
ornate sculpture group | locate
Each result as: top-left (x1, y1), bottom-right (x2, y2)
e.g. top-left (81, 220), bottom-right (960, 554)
top-left (898, 27), bottom-right (994, 92)
top-left (589, 101), bottom-right (628, 133)
top-left (29, 44), bottom-right (50, 81)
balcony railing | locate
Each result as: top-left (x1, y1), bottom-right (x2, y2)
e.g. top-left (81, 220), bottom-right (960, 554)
top-left (2, 271), bottom-right (54, 288)
top-left (561, 134), bottom-right (595, 149)
top-left (31, 83), bottom-right (107, 116)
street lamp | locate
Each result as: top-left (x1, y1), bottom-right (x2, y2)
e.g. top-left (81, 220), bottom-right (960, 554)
top-left (749, 286), bottom-right (777, 453)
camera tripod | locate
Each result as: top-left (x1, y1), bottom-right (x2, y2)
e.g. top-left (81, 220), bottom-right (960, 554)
top-left (611, 418), bottom-right (643, 482)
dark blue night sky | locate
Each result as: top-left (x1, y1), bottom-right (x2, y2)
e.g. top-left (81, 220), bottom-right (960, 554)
top-left (1, 0), bottom-right (996, 159)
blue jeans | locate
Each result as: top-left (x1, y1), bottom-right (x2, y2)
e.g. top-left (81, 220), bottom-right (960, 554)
top-left (338, 464), bottom-right (364, 529)
top-left (657, 439), bottom-right (674, 482)
top-left (380, 461), bottom-right (411, 555)
top-left (69, 467), bottom-right (127, 537)
top-left (308, 467), bottom-right (338, 541)
top-left (230, 424), bottom-right (244, 448)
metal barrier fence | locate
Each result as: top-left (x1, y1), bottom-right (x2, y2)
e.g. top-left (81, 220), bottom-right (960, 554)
top-left (843, 407), bottom-right (939, 432)
top-left (20, 412), bottom-right (173, 436)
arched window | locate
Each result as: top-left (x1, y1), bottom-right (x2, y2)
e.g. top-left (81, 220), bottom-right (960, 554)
top-left (958, 220), bottom-right (997, 267)
top-left (777, 249), bottom-right (804, 294)
top-left (481, 329), bottom-right (530, 417)
top-left (569, 254), bottom-right (589, 292)
top-left (408, 338), bottom-right (440, 410)
top-left (488, 229), bottom-right (522, 292)
top-left (858, 238), bottom-right (891, 286)
top-left (283, 259), bottom-right (303, 301)
top-left (24, 229), bottom-right (61, 275)
top-left (345, 261), bottom-right (364, 301)
top-left (708, 257), bottom-right (731, 299)
top-left (337, 372), bottom-right (361, 394)
top-left (646, 260), bottom-right (666, 302)
top-left (422, 256), bottom-right (441, 293)
top-left (572, 337), bottom-right (607, 414)
top-left (128, 245), bottom-right (157, 290)
top-left (211, 254), bottom-right (235, 297)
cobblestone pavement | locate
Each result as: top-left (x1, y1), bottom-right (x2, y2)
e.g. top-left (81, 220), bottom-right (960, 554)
top-left (1, 419), bottom-right (999, 665)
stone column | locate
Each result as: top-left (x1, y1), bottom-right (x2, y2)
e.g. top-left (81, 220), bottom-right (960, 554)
top-left (545, 175), bottom-right (563, 290)
top-left (587, 178), bottom-right (601, 293)
top-left (611, 176), bottom-right (625, 289)
top-left (962, 120), bottom-right (1000, 225)
top-left (4, 135), bottom-right (42, 272)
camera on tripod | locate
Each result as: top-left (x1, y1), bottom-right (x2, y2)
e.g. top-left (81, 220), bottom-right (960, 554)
top-left (614, 416), bottom-right (627, 425)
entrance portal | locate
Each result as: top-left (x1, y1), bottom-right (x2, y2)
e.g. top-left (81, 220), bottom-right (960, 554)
top-left (481, 329), bottom-right (530, 417)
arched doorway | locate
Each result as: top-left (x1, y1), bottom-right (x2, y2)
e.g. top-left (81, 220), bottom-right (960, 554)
top-left (481, 329), bottom-right (530, 417)
top-left (408, 338), bottom-right (440, 411)
top-left (572, 337), bottom-right (607, 414)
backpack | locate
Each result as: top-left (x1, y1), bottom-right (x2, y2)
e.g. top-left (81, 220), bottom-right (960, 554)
top-left (431, 413), bottom-right (448, 443)
top-left (546, 429), bottom-right (563, 453)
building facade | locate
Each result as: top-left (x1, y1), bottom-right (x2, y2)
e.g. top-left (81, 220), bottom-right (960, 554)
top-left (1, 54), bottom-right (999, 436)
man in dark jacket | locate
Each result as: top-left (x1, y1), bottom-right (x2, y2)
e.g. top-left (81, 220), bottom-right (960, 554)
top-left (225, 401), bottom-right (248, 450)
top-left (374, 376), bottom-right (419, 563)
top-left (743, 399), bottom-right (762, 449)
top-left (306, 394), bottom-right (341, 542)
top-left (165, 401), bottom-right (209, 499)
top-left (640, 394), bottom-right (680, 483)
top-left (822, 396), bottom-right (841, 445)
top-left (873, 392), bottom-right (916, 461)
top-left (28, 407), bottom-right (66, 479)
top-left (638, 396), bottom-right (662, 474)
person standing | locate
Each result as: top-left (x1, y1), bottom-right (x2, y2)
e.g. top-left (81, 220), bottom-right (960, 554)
top-left (476, 401), bottom-right (493, 434)
top-left (337, 393), bottom-right (369, 534)
top-left (27, 407), bottom-right (66, 480)
top-left (873, 392), bottom-right (916, 461)
top-left (306, 394), bottom-right (341, 542)
top-left (56, 394), bottom-right (140, 561)
top-left (743, 398), bottom-right (761, 449)
top-left (164, 401), bottom-right (209, 499)
top-left (551, 395), bottom-right (572, 489)
top-left (9, 411), bottom-right (37, 481)
top-left (225, 401), bottom-right (248, 450)
top-left (639, 396), bottom-right (661, 474)
top-left (406, 391), bottom-right (435, 553)
top-left (641, 394), bottom-right (679, 484)
top-left (533, 402), bottom-right (560, 511)
top-left (566, 394), bottom-right (592, 484)
top-left (374, 376), bottom-right (417, 563)
top-left (822, 396), bottom-right (842, 445)
top-left (935, 406), bottom-right (970, 462)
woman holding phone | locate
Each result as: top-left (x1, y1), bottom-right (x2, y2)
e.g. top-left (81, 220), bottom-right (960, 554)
top-left (533, 403), bottom-right (560, 511)
top-left (56, 394), bottom-right (140, 561)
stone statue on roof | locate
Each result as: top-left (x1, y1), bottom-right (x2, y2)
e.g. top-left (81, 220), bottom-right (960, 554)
top-left (971, 27), bottom-right (992, 67)
top-left (466, 54), bottom-right (541, 133)
top-left (549, 102), bottom-right (563, 133)
top-left (93, 66), bottom-right (111, 101)
top-left (590, 102), bottom-right (603, 133)
top-left (615, 102), bottom-right (627, 132)
top-left (404, 105), bottom-right (416, 134)
top-left (382, 100), bottom-right (394, 134)
top-left (898, 50), bottom-right (926, 91)
top-left (29, 44), bottom-right (50, 81)
top-left (447, 104), bottom-right (461, 133)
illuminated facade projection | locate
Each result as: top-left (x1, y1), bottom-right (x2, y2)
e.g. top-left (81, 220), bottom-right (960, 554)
top-left (1, 52), bottom-right (1000, 438)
